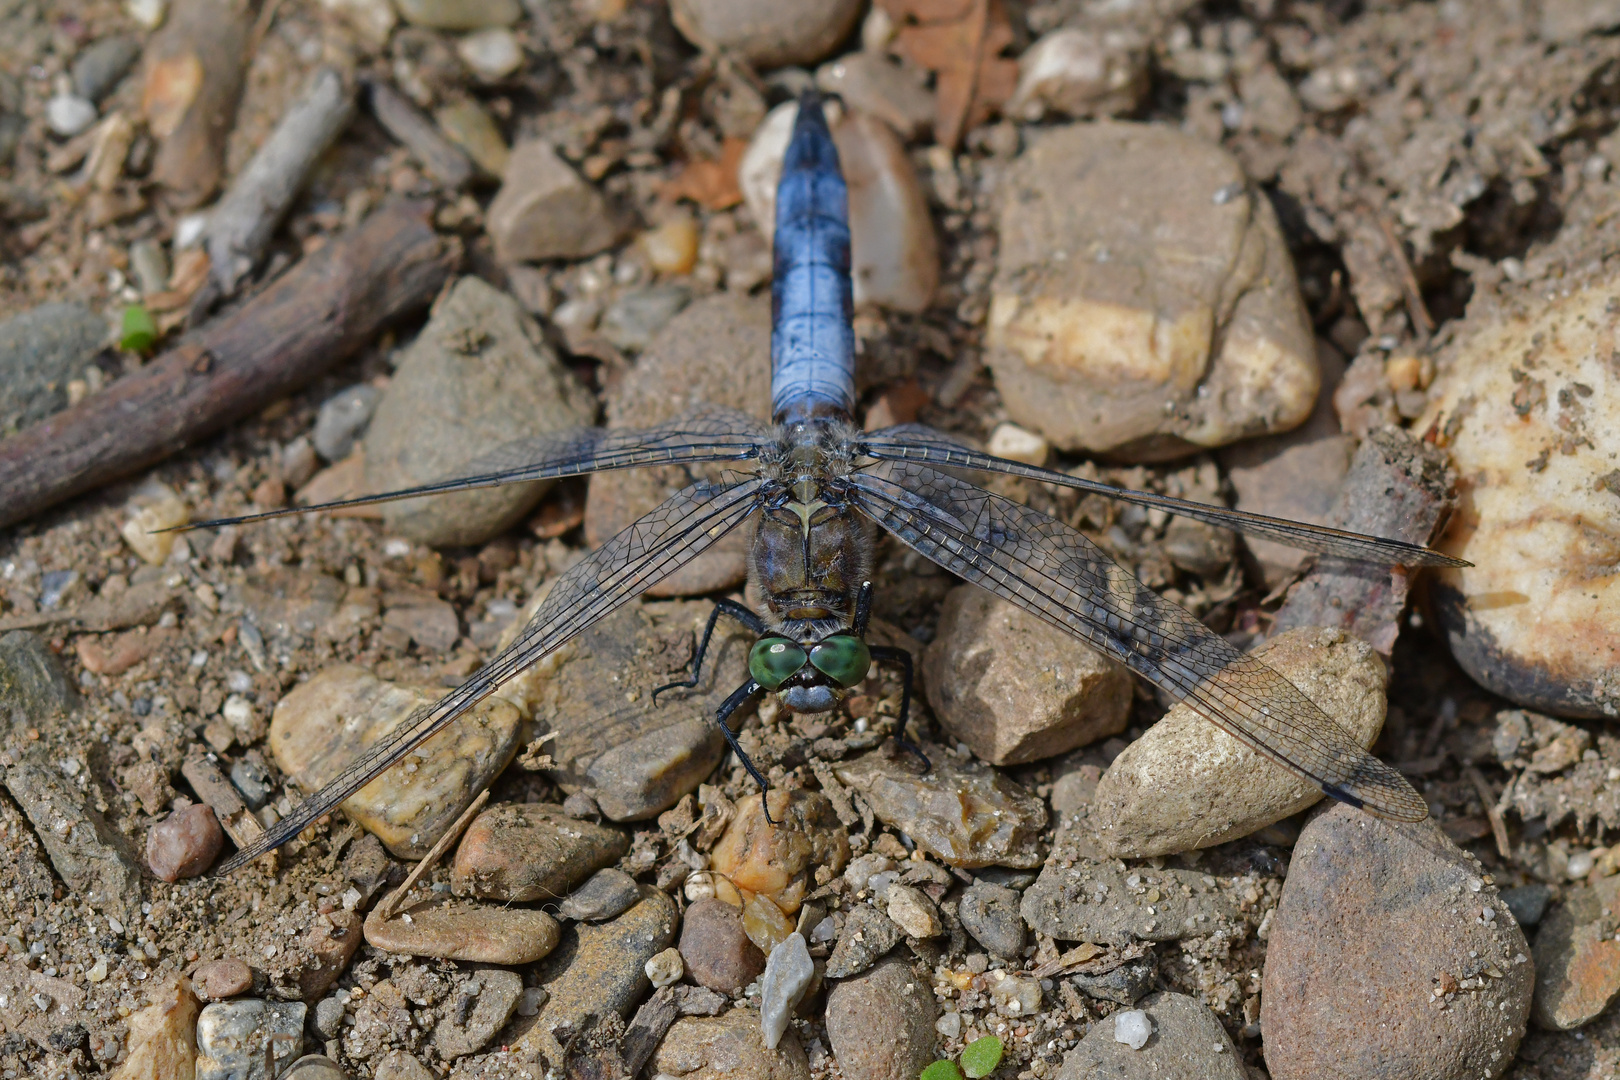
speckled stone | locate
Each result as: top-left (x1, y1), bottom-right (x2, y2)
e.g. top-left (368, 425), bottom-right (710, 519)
top-left (1020, 859), bottom-right (1241, 946)
top-left (1530, 874), bottom-right (1620, 1030)
top-left (679, 897), bottom-right (765, 992)
top-left (194, 999), bottom-right (306, 1080)
top-left (270, 664), bottom-right (523, 858)
top-left (655, 1010), bottom-right (811, 1080)
top-left (825, 955), bottom-right (938, 1080)
top-left (1057, 992), bottom-right (1244, 1079)
top-left (1261, 805), bottom-right (1532, 1080)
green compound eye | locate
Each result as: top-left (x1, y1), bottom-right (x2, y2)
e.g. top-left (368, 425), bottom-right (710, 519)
top-left (749, 637), bottom-right (808, 690)
top-left (808, 635), bottom-right (872, 688)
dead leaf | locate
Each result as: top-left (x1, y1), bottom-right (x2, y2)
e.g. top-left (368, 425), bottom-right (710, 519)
top-left (659, 136), bottom-right (748, 210)
top-left (880, 0), bottom-right (1019, 149)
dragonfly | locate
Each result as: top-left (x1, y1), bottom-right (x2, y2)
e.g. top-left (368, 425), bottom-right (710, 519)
top-left (200, 91), bottom-right (1462, 874)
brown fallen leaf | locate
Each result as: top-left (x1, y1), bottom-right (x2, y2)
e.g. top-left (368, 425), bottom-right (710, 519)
top-left (658, 136), bottom-right (748, 210)
top-left (880, 0), bottom-right (1019, 149)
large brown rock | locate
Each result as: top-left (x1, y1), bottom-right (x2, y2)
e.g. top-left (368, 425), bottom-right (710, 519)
top-left (1090, 627), bottom-right (1388, 858)
top-left (923, 586), bottom-right (1131, 765)
top-left (1419, 272), bottom-right (1620, 719)
top-left (988, 121), bottom-right (1317, 460)
top-left (1261, 804), bottom-right (1532, 1080)
top-left (826, 955), bottom-right (938, 1080)
top-left (584, 293), bottom-right (772, 597)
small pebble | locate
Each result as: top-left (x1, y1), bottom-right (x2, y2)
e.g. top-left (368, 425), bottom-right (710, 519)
top-left (654, 1011), bottom-right (811, 1080)
top-left (46, 94), bottom-right (98, 137)
top-left (393, 0), bottom-right (519, 29)
top-left (988, 970), bottom-right (1042, 1016)
top-left (192, 958), bottom-right (254, 1001)
top-left (1501, 884), bottom-right (1552, 927)
top-left (115, 978), bottom-right (199, 1080)
top-left (558, 868), bottom-right (642, 921)
top-left (486, 141), bottom-right (621, 263)
top-left (825, 955), bottom-right (938, 1080)
top-left (825, 904), bottom-right (904, 980)
top-left (1114, 1009), bottom-right (1152, 1049)
top-left (760, 932), bottom-right (813, 1050)
top-left (886, 884), bottom-right (943, 939)
top-left (72, 35), bottom-right (142, 103)
top-left (195, 999), bottom-right (306, 1080)
top-left (710, 788), bottom-right (849, 914)
top-left (1009, 26), bottom-right (1148, 121)
top-left (129, 239), bottom-right (169, 296)
top-left (432, 969), bottom-right (522, 1058)
top-left (312, 384), bottom-right (380, 462)
top-left (680, 898), bottom-right (765, 992)
top-left (284, 1056), bottom-right (349, 1080)
top-left (363, 900), bottom-right (560, 965)
top-left (669, 0), bottom-right (863, 67)
top-left (452, 802), bottom-right (629, 902)
top-left (639, 216), bottom-right (700, 276)
top-left (125, 0), bottom-right (167, 27)
top-left (958, 883), bottom-right (1026, 960)
top-left (121, 486), bottom-right (189, 565)
top-left (146, 804), bottom-right (225, 882)
top-left (645, 946), bottom-right (684, 989)
top-left (312, 996), bottom-right (345, 1039)
top-left (456, 27), bottom-right (523, 81)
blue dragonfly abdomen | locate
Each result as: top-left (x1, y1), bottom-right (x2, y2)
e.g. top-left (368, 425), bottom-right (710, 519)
top-left (770, 92), bottom-right (857, 424)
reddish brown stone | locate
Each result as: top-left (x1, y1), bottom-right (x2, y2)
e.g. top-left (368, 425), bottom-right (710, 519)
top-left (1261, 804), bottom-right (1532, 1080)
top-left (146, 803), bottom-right (224, 881)
top-left (451, 802), bottom-right (629, 903)
top-left (192, 958), bottom-right (253, 1000)
top-left (679, 898), bottom-right (764, 993)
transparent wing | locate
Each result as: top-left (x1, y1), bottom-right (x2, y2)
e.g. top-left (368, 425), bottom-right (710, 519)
top-left (861, 425), bottom-right (1466, 568)
top-left (215, 475), bottom-right (766, 873)
top-left (180, 405), bottom-right (772, 531)
top-left (849, 461), bottom-right (1427, 822)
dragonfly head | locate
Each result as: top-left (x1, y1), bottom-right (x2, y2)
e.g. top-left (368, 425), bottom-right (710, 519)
top-left (750, 633), bottom-right (870, 714)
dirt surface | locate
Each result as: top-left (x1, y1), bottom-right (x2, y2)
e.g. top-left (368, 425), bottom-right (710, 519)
top-left (0, 1), bottom-right (1617, 1078)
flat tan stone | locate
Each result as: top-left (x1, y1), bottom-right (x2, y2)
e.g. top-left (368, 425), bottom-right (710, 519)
top-left (364, 899), bottom-right (561, 965)
top-left (270, 665), bottom-right (523, 858)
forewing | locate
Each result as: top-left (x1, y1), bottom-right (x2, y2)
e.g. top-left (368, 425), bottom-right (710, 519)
top-left (849, 461), bottom-right (1427, 822)
top-left (181, 405), bottom-right (770, 531)
top-left (215, 475), bottom-right (766, 873)
top-left (861, 425), bottom-right (1465, 568)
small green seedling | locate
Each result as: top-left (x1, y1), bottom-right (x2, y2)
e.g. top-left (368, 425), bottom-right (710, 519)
top-left (120, 304), bottom-right (158, 354)
top-left (962, 1035), bottom-right (1004, 1078)
top-left (921, 1034), bottom-right (1004, 1080)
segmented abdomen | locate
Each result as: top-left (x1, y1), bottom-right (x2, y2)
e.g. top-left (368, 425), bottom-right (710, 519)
top-left (770, 94), bottom-right (856, 423)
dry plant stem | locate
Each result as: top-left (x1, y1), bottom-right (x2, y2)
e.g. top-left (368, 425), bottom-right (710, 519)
top-left (1464, 765), bottom-right (1513, 861)
top-left (209, 68), bottom-right (357, 294)
top-left (375, 788), bottom-right (489, 921)
top-left (0, 200), bottom-right (458, 531)
top-left (367, 80), bottom-right (474, 189)
top-left (1267, 427), bottom-right (1455, 654)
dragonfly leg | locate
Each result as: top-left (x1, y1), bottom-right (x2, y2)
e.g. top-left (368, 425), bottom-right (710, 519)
top-left (711, 678), bottom-right (777, 824)
top-left (870, 644), bottom-right (929, 773)
top-left (653, 598), bottom-right (766, 704)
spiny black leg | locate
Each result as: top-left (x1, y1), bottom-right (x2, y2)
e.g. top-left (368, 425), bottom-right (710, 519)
top-left (653, 598), bottom-right (766, 705)
top-left (712, 678), bottom-right (777, 824)
top-left (870, 644), bottom-right (928, 773)
top-left (853, 580), bottom-right (875, 636)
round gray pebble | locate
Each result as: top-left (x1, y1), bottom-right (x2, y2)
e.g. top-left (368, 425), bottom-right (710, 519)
top-left (313, 996), bottom-right (346, 1040)
top-left (312, 384), bottom-right (380, 462)
top-left (958, 882), bottom-right (1027, 960)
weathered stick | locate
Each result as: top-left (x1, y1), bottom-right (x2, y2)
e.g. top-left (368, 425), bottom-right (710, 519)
top-left (1266, 426), bottom-right (1455, 654)
top-left (209, 67), bottom-right (357, 294)
top-left (0, 200), bottom-right (458, 531)
top-left (366, 80), bottom-right (474, 190)
top-left (142, 0), bottom-right (252, 207)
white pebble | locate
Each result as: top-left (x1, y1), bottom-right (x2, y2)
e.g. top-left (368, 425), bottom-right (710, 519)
top-left (936, 1010), bottom-right (962, 1039)
top-left (1114, 1009), bottom-right (1152, 1050)
top-left (644, 947), bottom-right (683, 989)
top-left (47, 94), bottom-right (98, 137)
top-left (175, 212), bottom-right (210, 250)
top-left (457, 27), bottom-right (523, 81)
top-left (125, 0), bottom-right (166, 27)
top-left (987, 422), bottom-right (1051, 466)
top-left (1568, 850), bottom-right (1596, 879)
